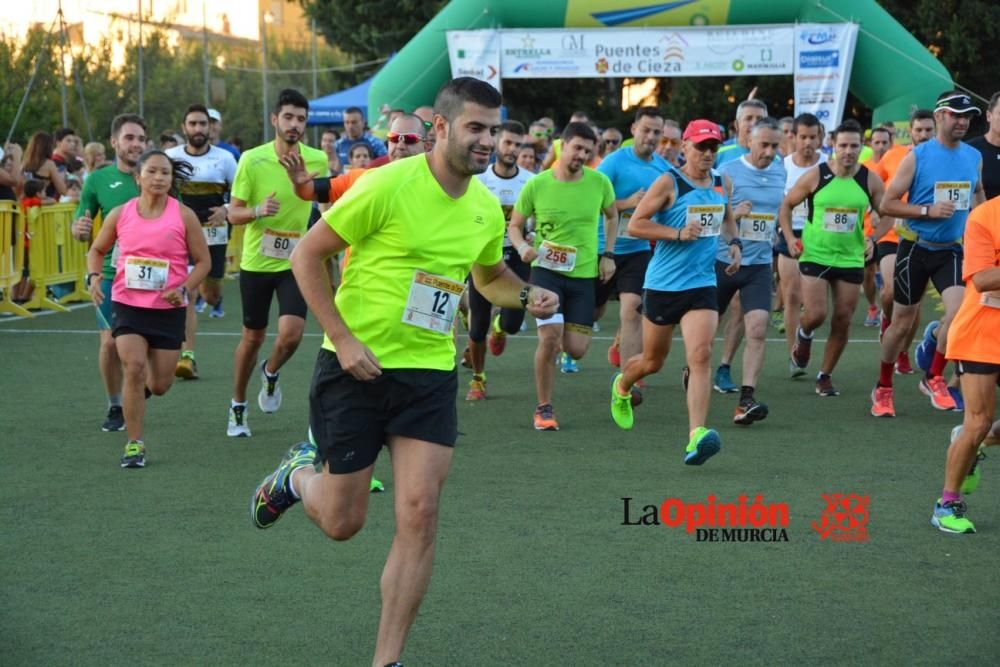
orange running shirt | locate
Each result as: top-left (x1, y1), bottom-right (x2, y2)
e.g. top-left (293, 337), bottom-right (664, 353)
top-left (946, 197), bottom-right (1000, 364)
top-left (871, 144), bottom-right (914, 244)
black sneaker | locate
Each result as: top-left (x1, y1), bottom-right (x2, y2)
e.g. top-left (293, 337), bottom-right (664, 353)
top-left (733, 399), bottom-right (769, 425)
top-left (102, 406), bottom-right (125, 432)
top-left (120, 440), bottom-right (146, 468)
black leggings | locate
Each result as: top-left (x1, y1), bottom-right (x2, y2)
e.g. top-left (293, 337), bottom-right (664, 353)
top-left (468, 248), bottom-right (530, 343)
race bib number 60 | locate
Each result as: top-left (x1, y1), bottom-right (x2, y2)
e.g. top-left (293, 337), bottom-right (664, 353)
top-left (934, 181), bottom-right (971, 211)
top-left (124, 256), bottom-right (169, 291)
top-left (687, 205), bottom-right (723, 237)
top-left (402, 271), bottom-right (466, 334)
top-left (260, 228), bottom-right (301, 260)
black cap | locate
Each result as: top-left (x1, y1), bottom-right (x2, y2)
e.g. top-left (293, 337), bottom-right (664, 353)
top-left (934, 92), bottom-right (981, 115)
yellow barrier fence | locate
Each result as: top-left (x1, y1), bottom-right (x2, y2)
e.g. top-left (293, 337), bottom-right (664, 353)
top-left (0, 201), bottom-right (31, 317)
top-left (23, 203), bottom-right (91, 313)
top-left (226, 223), bottom-right (244, 275)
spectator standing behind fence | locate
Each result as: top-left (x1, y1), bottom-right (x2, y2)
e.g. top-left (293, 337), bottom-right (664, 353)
top-left (22, 132), bottom-right (67, 200)
top-left (82, 142), bottom-right (109, 182)
top-left (0, 144), bottom-right (23, 200)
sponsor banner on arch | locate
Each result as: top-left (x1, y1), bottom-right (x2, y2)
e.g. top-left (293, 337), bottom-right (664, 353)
top-left (447, 26), bottom-right (796, 80)
top-left (446, 30), bottom-right (502, 91)
top-left (793, 23), bottom-right (859, 129)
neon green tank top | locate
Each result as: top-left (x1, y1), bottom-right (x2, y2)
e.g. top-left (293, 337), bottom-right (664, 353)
top-left (800, 163), bottom-right (872, 269)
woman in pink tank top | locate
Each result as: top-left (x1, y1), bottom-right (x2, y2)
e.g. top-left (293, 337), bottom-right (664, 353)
top-left (86, 150), bottom-right (210, 468)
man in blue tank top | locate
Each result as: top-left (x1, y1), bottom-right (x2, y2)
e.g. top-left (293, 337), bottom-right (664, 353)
top-left (875, 90), bottom-right (986, 416)
top-left (609, 119), bottom-right (742, 467)
top-left (714, 117), bottom-right (787, 425)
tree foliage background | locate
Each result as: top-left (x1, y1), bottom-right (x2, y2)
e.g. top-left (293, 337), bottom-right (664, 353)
top-left (2, 0), bottom-right (996, 150)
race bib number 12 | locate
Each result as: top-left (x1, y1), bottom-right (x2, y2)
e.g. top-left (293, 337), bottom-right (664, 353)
top-left (402, 271), bottom-right (466, 334)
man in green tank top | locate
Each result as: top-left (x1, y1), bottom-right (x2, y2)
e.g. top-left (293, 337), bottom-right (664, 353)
top-left (778, 120), bottom-right (886, 397)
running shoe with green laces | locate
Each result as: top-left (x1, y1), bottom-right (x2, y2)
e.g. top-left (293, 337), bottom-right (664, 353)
top-left (931, 499), bottom-right (976, 534)
top-left (120, 440), bottom-right (146, 468)
top-left (770, 310), bottom-right (784, 330)
top-left (488, 313), bottom-right (507, 356)
top-left (251, 441), bottom-right (317, 529)
top-left (610, 373), bottom-right (634, 430)
top-left (560, 352), bottom-right (579, 373)
top-left (950, 425), bottom-right (986, 495)
top-left (684, 427), bottom-right (721, 466)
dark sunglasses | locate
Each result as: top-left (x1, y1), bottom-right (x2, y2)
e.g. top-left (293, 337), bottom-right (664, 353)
top-left (388, 131), bottom-right (423, 145)
top-left (603, 138), bottom-right (621, 145)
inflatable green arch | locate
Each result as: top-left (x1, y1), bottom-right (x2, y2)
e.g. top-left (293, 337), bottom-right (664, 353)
top-left (369, 0), bottom-right (951, 124)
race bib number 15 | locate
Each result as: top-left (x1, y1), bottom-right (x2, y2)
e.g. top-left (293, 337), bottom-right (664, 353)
top-left (934, 181), bottom-right (971, 211)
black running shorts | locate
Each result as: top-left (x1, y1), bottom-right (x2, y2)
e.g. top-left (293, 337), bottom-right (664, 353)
top-left (239, 269), bottom-right (307, 330)
top-left (111, 301), bottom-right (186, 350)
top-left (530, 266), bottom-right (595, 328)
top-left (892, 239), bottom-right (964, 306)
top-left (309, 349), bottom-right (458, 474)
top-left (715, 261), bottom-right (772, 315)
top-left (799, 261), bottom-right (864, 285)
top-left (595, 250), bottom-right (651, 308)
top-left (642, 286), bottom-right (718, 326)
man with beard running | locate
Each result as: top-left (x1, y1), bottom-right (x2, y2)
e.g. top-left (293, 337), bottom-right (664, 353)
top-left (167, 104), bottom-right (237, 379)
top-left (224, 89), bottom-right (328, 436)
top-left (463, 120), bottom-right (534, 400)
top-left (72, 114), bottom-right (148, 432)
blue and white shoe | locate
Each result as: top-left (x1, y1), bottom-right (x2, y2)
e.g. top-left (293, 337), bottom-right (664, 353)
top-left (915, 320), bottom-right (940, 373)
top-left (251, 441), bottom-right (317, 529)
top-left (948, 386), bottom-right (964, 412)
top-left (194, 295), bottom-right (207, 313)
top-left (209, 296), bottom-right (224, 318)
top-left (713, 365), bottom-right (738, 393)
top-left (559, 352), bottom-right (579, 374)
top-left (684, 427), bottom-right (721, 466)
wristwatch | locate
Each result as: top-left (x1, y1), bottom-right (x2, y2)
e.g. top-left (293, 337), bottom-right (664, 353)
top-left (86, 272), bottom-right (100, 287)
top-left (919, 205), bottom-right (929, 218)
top-left (519, 285), bottom-right (532, 308)
top-left (600, 251), bottom-right (615, 259)
top-left (728, 238), bottom-right (743, 251)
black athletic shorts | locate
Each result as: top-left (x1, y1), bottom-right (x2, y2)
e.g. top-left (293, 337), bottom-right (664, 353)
top-left (309, 349), bottom-right (458, 474)
top-left (716, 262), bottom-right (773, 314)
top-left (774, 228), bottom-right (802, 259)
top-left (876, 241), bottom-right (899, 264)
top-left (956, 360), bottom-right (1000, 385)
top-left (239, 269), bottom-right (307, 330)
top-left (111, 301), bottom-right (186, 350)
top-left (643, 286), bottom-right (718, 326)
top-left (892, 239), bottom-right (964, 306)
top-left (799, 261), bottom-right (864, 285)
top-left (530, 267), bottom-right (595, 329)
top-left (595, 250), bottom-right (650, 308)
top-left (467, 247), bottom-right (531, 342)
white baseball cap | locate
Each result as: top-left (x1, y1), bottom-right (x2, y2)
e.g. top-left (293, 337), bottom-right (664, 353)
top-left (207, 108), bottom-right (222, 122)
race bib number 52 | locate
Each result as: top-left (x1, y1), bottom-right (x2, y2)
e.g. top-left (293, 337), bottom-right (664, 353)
top-left (402, 271), bottom-right (466, 334)
top-left (687, 205), bottom-right (723, 237)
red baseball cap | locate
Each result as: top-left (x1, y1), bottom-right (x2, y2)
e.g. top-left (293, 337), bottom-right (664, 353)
top-left (683, 119), bottom-right (723, 144)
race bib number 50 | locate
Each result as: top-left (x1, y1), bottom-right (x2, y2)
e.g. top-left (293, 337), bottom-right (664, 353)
top-left (934, 181), bottom-right (971, 211)
top-left (739, 213), bottom-right (775, 242)
top-left (260, 228), bottom-right (301, 260)
top-left (402, 271), bottom-right (466, 334)
top-left (124, 256), bottom-right (169, 291)
top-left (687, 205), bottom-right (723, 237)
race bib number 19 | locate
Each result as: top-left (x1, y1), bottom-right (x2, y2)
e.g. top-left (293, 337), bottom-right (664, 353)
top-left (402, 271), bottom-right (466, 334)
top-left (124, 256), bottom-right (169, 291)
top-left (687, 205), bottom-right (723, 237)
top-left (260, 228), bottom-right (301, 260)
top-left (203, 224), bottom-right (229, 246)
top-left (934, 181), bottom-right (971, 211)
top-left (537, 240), bottom-right (577, 272)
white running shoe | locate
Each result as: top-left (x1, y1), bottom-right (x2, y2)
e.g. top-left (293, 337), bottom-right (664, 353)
top-left (228, 404), bottom-right (251, 437)
top-left (258, 361), bottom-right (283, 413)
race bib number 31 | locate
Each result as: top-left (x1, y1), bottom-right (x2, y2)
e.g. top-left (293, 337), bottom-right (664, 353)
top-left (687, 205), bottom-right (723, 237)
top-left (260, 228), bottom-right (301, 260)
top-left (402, 271), bottom-right (466, 334)
top-left (124, 256), bottom-right (169, 291)
top-left (203, 224), bottom-right (229, 246)
top-left (537, 240), bottom-right (577, 272)
top-left (822, 207), bottom-right (858, 233)
top-left (934, 181), bottom-right (971, 211)
top-left (739, 213), bottom-right (775, 242)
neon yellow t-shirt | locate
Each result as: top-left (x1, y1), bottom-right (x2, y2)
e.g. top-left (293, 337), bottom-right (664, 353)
top-left (231, 141), bottom-right (329, 273)
top-left (322, 154), bottom-right (505, 370)
top-left (514, 167), bottom-right (615, 279)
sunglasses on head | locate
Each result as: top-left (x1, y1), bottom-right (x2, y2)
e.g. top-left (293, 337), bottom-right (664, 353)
top-left (388, 131), bottom-right (423, 145)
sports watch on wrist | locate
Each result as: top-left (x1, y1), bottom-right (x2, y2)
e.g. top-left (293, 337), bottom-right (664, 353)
top-left (519, 285), bottom-right (532, 308)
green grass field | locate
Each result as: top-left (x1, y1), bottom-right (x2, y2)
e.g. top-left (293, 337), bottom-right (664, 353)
top-left (2, 283), bottom-right (998, 665)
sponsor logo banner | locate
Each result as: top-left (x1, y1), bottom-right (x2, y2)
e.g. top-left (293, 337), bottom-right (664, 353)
top-left (446, 30), bottom-right (501, 91)
top-left (794, 23), bottom-right (858, 129)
